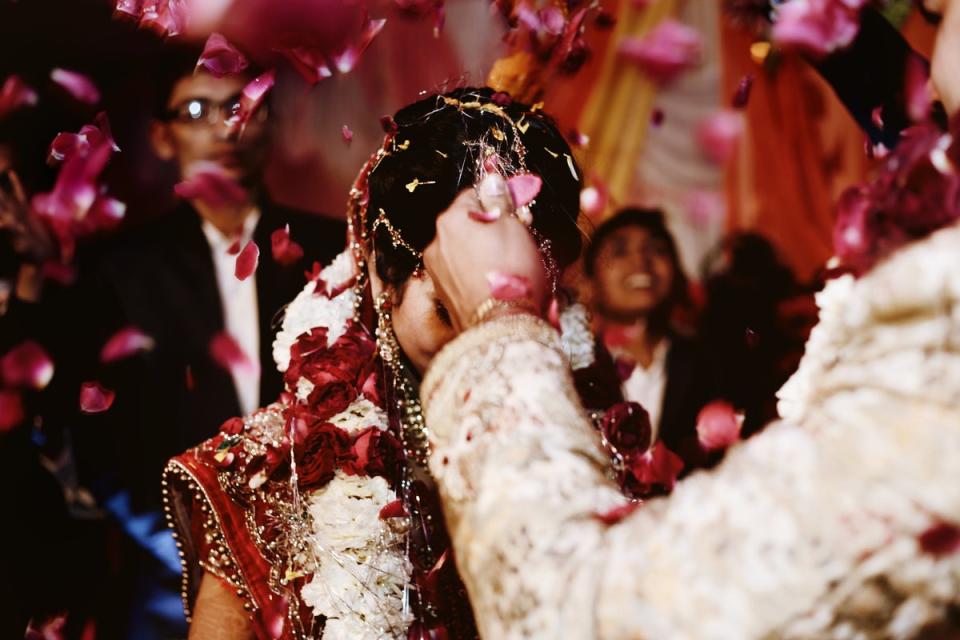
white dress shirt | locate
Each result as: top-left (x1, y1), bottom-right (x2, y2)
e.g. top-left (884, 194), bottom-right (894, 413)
top-left (621, 337), bottom-right (670, 443)
top-left (201, 211), bottom-right (261, 416)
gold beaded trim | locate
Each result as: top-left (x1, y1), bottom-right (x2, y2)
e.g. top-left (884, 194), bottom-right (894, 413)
top-left (371, 207), bottom-right (423, 261)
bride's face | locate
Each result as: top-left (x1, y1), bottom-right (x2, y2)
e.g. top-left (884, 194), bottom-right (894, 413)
top-left (389, 270), bottom-right (456, 375)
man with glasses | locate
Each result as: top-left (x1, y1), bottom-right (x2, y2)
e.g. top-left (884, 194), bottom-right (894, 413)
top-left (70, 52), bottom-right (345, 639)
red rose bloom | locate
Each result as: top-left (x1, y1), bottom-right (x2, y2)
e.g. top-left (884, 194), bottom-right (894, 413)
top-left (306, 378), bottom-right (356, 421)
top-left (600, 402), bottom-right (653, 457)
top-left (342, 426), bottom-right (402, 480)
top-left (296, 421), bottom-right (352, 490)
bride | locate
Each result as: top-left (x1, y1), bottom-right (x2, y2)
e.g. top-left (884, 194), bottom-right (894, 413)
top-left (163, 86), bottom-right (637, 639)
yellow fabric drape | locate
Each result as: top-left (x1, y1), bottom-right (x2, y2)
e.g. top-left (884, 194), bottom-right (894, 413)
top-left (577, 0), bottom-right (677, 213)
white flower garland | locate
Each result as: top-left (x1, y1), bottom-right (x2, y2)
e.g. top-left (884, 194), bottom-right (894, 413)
top-left (274, 249), bottom-right (411, 639)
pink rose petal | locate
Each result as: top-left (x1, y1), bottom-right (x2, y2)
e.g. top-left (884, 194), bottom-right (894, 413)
top-left (905, 55), bottom-right (932, 123)
top-left (47, 111), bottom-right (121, 165)
top-left (276, 47), bottom-right (333, 85)
top-left (271, 225), bottom-right (304, 266)
top-left (685, 190), bottom-right (725, 226)
top-left (341, 124), bottom-right (353, 143)
top-left (618, 19), bottom-right (702, 85)
top-left (197, 33), bottom-right (250, 78)
top-left (771, 0), bottom-right (867, 59)
top-left (209, 332), bottom-right (256, 375)
top-left (630, 441), bottom-right (685, 491)
top-left (696, 109), bottom-right (744, 164)
top-left (918, 522), bottom-right (960, 557)
top-left (696, 400), bottom-right (743, 451)
top-left (139, 0), bottom-right (188, 38)
top-left (546, 296), bottom-right (561, 330)
top-left (79, 381), bottom-right (115, 413)
top-left (50, 69), bottom-right (101, 105)
top-left (487, 271), bottom-right (532, 301)
top-left (580, 179), bottom-right (609, 219)
top-left (2, 341), bottom-right (54, 390)
top-left (379, 498), bottom-right (409, 519)
top-left (114, 0), bottom-right (143, 17)
top-left (507, 173), bottom-right (542, 208)
top-left (235, 240), bottom-right (259, 280)
top-left (227, 239), bottom-right (241, 255)
top-left (174, 162), bottom-right (248, 208)
top-left (226, 68), bottom-right (275, 136)
top-left (593, 501), bottom-right (642, 525)
top-left (0, 390), bottom-right (25, 433)
top-left (100, 326), bottom-right (155, 363)
top-left (0, 75), bottom-right (38, 119)
top-left (331, 14), bottom-right (386, 74)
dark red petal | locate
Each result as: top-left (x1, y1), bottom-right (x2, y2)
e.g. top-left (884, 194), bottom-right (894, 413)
top-left (271, 225), bottom-right (304, 266)
top-left (379, 498), bottom-right (409, 519)
top-left (50, 69), bottom-right (101, 105)
top-left (918, 522), bottom-right (960, 557)
top-left (593, 501), bottom-right (642, 525)
top-left (227, 239), bottom-right (241, 255)
top-left (0, 390), bottom-right (25, 433)
top-left (100, 326), bottom-right (155, 363)
top-left (276, 47), bottom-right (333, 85)
top-left (235, 240), bottom-right (260, 280)
top-left (631, 441), bottom-right (684, 490)
top-left (731, 74), bottom-right (754, 109)
top-left (487, 271), bottom-right (532, 301)
top-left (197, 33), bottom-right (250, 78)
top-left (79, 381), bottom-right (115, 413)
top-left (1, 341), bottom-right (54, 390)
top-left (226, 69), bottom-right (276, 136)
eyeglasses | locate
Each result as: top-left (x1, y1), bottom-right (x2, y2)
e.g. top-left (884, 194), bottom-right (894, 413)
top-left (163, 94), bottom-right (267, 126)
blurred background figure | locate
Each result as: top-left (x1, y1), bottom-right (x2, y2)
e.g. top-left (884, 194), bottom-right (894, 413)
top-left (698, 232), bottom-right (816, 436)
top-left (584, 207), bottom-right (716, 468)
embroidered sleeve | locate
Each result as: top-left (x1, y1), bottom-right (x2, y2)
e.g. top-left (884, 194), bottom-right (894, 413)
top-left (421, 314), bottom-right (960, 639)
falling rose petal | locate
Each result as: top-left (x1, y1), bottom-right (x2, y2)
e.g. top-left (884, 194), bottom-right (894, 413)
top-left (379, 498), bottom-right (409, 519)
top-left (82, 196), bottom-right (127, 233)
top-left (580, 178), bottom-right (609, 219)
top-left (685, 190), bottom-right (725, 226)
top-left (276, 47), bottom-right (333, 85)
top-left (0, 75), bottom-right (38, 119)
top-left (593, 501), bottom-right (642, 525)
top-left (618, 19), bottom-right (703, 85)
top-left (174, 162), bottom-right (248, 208)
top-left (614, 356), bottom-right (636, 382)
top-left (79, 381), bottom-right (115, 413)
top-left (1, 341), bottom-right (54, 390)
top-left (235, 240), bottom-right (259, 280)
top-left (630, 441), bottom-right (685, 491)
top-left (341, 124), bottom-right (353, 144)
top-left (468, 208), bottom-right (501, 223)
top-left (50, 69), bottom-right (101, 105)
top-left (918, 522), bottom-right (960, 557)
top-left (380, 115), bottom-right (398, 133)
top-left (227, 239), bottom-right (241, 255)
top-left (100, 326), bottom-right (155, 363)
top-left (139, 0), bottom-right (189, 38)
top-left (114, 0), bottom-right (142, 17)
top-left (0, 390), bottom-right (25, 433)
top-left (209, 332), bottom-right (256, 375)
top-left (905, 55), bottom-right (932, 123)
top-left (651, 108), bottom-right (665, 127)
top-left (47, 113), bottom-right (119, 166)
top-left (487, 271), bottom-right (532, 301)
top-left (32, 132), bottom-right (113, 230)
top-left (271, 225), bottom-right (304, 266)
top-left (731, 74), bottom-right (754, 109)
top-left (433, 4), bottom-right (446, 37)
top-left (568, 129), bottom-right (589, 147)
top-left (331, 15), bottom-right (387, 74)
top-left (696, 400), bottom-right (743, 452)
top-left (197, 33), bottom-right (249, 78)
top-left (771, 0), bottom-right (867, 59)
top-left (507, 173), bottom-right (542, 208)
top-left (226, 69), bottom-right (276, 136)
top-left (41, 261), bottom-right (77, 286)
top-left (696, 109), bottom-right (744, 164)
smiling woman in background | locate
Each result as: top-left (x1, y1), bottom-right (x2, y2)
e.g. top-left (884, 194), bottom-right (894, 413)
top-left (584, 207), bottom-right (716, 470)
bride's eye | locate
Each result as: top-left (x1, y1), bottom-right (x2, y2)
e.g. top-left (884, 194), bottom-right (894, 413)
top-left (434, 298), bottom-right (452, 327)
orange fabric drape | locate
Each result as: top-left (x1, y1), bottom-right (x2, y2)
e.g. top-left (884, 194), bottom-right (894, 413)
top-left (720, 23), bottom-right (875, 281)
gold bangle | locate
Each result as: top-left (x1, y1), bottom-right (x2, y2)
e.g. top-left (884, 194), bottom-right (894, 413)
top-left (469, 297), bottom-right (538, 328)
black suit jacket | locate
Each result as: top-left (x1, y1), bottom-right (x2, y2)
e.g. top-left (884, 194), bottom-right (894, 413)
top-left (69, 201), bottom-right (345, 511)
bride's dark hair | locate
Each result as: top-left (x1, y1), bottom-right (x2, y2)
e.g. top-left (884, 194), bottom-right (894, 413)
top-left (365, 86), bottom-right (584, 287)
